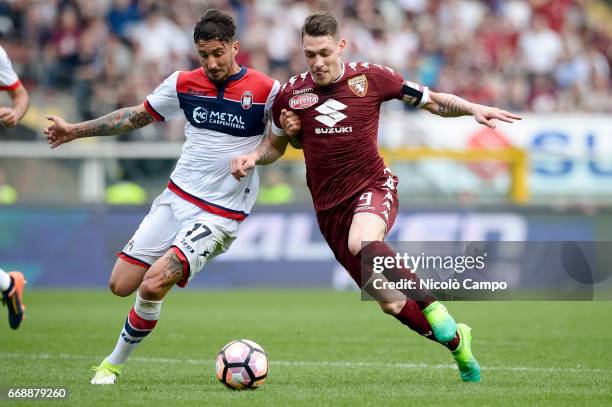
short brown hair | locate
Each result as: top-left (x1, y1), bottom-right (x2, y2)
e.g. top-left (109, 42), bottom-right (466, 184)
top-left (301, 11), bottom-right (339, 40)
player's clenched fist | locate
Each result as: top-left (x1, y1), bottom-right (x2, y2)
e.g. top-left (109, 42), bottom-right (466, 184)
top-left (231, 153), bottom-right (256, 181)
top-left (0, 107), bottom-right (19, 127)
top-left (44, 115), bottom-right (76, 148)
top-left (280, 108), bottom-right (303, 149)
top-left (280, 109), bottom-right (301, 136)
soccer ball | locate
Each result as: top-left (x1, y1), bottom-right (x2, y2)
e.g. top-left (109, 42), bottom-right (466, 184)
top-left (215, 339), bottom-right (268, 390)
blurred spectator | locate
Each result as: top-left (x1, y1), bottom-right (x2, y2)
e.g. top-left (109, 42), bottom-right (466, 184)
top-left (127, 4), bottom-right (190, 66)
top-left (265, 12), bottom-right (297, 71)
top-left (530, 73), bottom-right (558, 111)
top-left (44, 5), bottom-right (82, 89)
top-left (0, 0), bottom-right (608, 208)
top-left (0, 0), bottom-right (608, 136)
top-left (530, 0), bottom-right (574, 32)
top-left (519, 14), bottom-right (563, 75)
top-left (106, 0), bottom-right (142, 39)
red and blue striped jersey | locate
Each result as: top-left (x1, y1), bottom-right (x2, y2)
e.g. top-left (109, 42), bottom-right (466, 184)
top-left (145, 66), bottom-right (280, 220)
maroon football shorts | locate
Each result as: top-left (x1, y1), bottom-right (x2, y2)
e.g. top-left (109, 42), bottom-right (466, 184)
top-left (316, 170), bottom-right (399, 287)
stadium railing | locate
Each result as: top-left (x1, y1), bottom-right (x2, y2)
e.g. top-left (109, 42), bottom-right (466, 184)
top-left (0, 141), bottom-right (529, 204)
top-left (283, 146), bottom-right (529, 204)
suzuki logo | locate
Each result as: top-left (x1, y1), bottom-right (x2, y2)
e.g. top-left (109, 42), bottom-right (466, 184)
top-left (314, 99), bottom-right (347, 127)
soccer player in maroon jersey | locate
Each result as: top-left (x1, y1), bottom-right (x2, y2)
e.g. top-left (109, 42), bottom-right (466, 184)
top-left (232, 11), bottom-right (522, 382)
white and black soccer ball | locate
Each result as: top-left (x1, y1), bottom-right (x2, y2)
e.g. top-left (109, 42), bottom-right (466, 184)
top-left (216, 339), bottom-right (268, 390)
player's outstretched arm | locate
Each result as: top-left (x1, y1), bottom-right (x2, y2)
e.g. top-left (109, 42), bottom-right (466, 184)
top-left (422, 91), bottom-right (522, 129)
top-left (0, 83), bottom-right (29, 128)
top-left (44, 103), bottom-right (155, 148)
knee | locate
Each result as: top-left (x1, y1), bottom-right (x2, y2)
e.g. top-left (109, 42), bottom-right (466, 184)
top-left (348, 235), bottom-right (365, 257)
top-left (109, 280), bottom-right (135, 297)
top-left (379, 301), bottom-right (405, 316)
top-left (348, 236), bottom-right (384, 258)
top-left (138, 275), bottom-right (164, 299)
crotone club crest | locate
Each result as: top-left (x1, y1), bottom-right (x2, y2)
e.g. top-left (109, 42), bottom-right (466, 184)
top-left (347, 74), bottom-right (368, 97)
top-left (241, 91), bottom-right (253, 109)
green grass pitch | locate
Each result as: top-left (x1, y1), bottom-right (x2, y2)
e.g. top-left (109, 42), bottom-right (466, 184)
top-left (1, 290), bottom-right (611, 406)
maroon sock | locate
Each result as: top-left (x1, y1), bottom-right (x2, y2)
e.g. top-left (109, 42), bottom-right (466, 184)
top-left (360, 241), bottom-right (436, 309)
top-left (395, 301), bottom-right (460, 350)
top-left (394, 300), bottom-right (435, 340)
top-left (447, 333), bottom-right (460, 351)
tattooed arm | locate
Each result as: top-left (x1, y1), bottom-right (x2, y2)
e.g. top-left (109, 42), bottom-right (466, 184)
top-left (44, 104), bottom-right (155, 148)
top-left (254, 130), bottom-right (289, 165)
top-left (230, 130), bottom-right (289, 181)
top-left (422, 91), bottom-right (522, 129)
top-left (230, 107), bottom-right (301, 180)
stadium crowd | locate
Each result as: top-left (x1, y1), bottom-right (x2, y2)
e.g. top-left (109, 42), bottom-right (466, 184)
top-left (0, 0), bottom-right (609, 204)
top-left (0, 0), bottom-right (610, 134)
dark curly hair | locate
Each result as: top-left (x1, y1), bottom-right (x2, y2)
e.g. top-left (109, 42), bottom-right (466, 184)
top-left (193, 9), bottom-right (236, 43)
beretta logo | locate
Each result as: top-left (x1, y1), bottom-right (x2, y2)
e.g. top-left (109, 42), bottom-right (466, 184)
top-left (289, 93), bottom-right (319, 109)
top-left (348, 74), bottom-right (368, 97)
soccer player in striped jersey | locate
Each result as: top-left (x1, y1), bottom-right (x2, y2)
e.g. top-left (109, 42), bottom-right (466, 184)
top-left (45, 9), bottom-right (283, 384)
top-left (0, 45), bottom-right (29, 329)
top-left (232, 11), bottom-right (522, 383)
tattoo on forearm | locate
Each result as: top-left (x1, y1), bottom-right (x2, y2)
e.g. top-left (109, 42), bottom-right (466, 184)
top-left (129, 110), bottom-right (154, 128)
top-left (73, 107), bottom-right (153, 138)
top-left (255, 139), bottom-right (282, 165)
top-left (436, 94), bottom-right (472, 117)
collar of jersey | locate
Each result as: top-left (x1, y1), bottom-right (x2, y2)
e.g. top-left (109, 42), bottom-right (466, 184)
top-left (331, 62), bottom-right (345, 83)
top-left (310, 62), bottom-right (345, 84)
top-left (201, 66), bottom-right (247, 86)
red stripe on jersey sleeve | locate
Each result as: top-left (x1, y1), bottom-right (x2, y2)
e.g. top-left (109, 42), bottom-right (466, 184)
top-left (0, 79), bottom-right (21, 91)
top-left (144, 99), bottom-right (164, 121)
top-left (176, 68), bottom-right (217, 96)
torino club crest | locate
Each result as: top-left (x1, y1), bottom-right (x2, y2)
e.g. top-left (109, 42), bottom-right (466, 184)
top-left (347, 74), bottom-right (368, 97)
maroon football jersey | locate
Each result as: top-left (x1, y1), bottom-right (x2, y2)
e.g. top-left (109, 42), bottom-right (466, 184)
top-left (271, 62), bottom-right (428, 211)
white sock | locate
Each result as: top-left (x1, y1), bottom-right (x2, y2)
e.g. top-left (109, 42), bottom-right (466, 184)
top-left (0, 269), bottom-right (11, 292)
top-left (106, 293), bottom-right (163, 366)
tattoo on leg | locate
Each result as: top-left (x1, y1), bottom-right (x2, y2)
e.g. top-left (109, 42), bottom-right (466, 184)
top-left (161, 253), bottom-right (184, 285)
top-left (438, 104), bottom-right (447, 115)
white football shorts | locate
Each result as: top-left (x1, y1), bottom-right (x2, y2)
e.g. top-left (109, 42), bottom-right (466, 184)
top-left (119, 188), bottom-right (240, 287)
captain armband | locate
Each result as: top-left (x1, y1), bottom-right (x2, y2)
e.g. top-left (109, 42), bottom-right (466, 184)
top-left (400, 81), bottom-right (430, 108)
